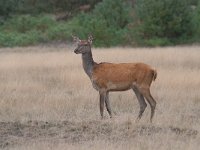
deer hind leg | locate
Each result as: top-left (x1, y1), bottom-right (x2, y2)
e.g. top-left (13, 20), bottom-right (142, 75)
top-left (105, 92), bottom-right (112, 118)
top-left (139, 86), bottom-right (156, 123)
top-left (99, 91), bottom-right (105, 119)
top-left (132, 86), bottom-right (147, 122)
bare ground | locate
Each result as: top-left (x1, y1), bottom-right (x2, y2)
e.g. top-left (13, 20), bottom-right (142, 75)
top-left (0, 120), bottom-right (198, 149)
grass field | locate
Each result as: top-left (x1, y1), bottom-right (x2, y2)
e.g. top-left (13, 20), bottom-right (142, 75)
top-left (0, 45), bottom-right (200, 149)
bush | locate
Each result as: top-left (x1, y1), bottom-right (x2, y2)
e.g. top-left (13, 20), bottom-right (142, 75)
top-left (192, 1), bottom-right (200, 40)
top-left (2, 15), bottom-right (56, 33)
top-left (144, 38), bottom-right (172, 47)
top-left (70, 0), bottom-right (132, 47)
top-left (0, 0), bottom-right (17, 16)
top-left (0, 15), bottom-right (56, 47)
top-left (0, 0), bottom-right (132, 47)
top-left (0, 0), bottom-right (18, 24)
top-left (0, 30), bottom-right (46, 47)
top-left (133, 0), bottom-right (193, 45)
top-left (0, 0), bottom-right (102, 16)
top-left (0, 14), bottom-right (84, 47)
top-left (47, 23), bottom-right (74, 41)
top-left (93, 0), bottom-right (131, 29)
top-left (0, 0), bottom-right (199, 47)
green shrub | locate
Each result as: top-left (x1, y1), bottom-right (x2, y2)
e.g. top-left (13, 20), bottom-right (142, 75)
top-left (144, 38), bottom-right (172, 47)
top-left (93, 0), bottom-right (131, 29)
top-left (0, 0), bottom-right (102, 16)
top-left (1, 0), bottom-right (199, 47)
top-left (48, 23), bottom-right (73, 41)
top-left (133, 0), bottom-right (193, 46)
top-left (0, 15), bottom-right (56, 47)
top-left (2, 15), bottom-right (56, 33)
top-left (69, 0), bottom-right (132, 47)
top-left (0, 30), bottom-right (45, 47)
top-left (0, 0), bottom-right (132, 47)
top-left (190, 0), bottom-right (199, 5)
top-left (0, 0), bottom-right (17, 16)
top-left (192, 1), bottom-right (200, 40)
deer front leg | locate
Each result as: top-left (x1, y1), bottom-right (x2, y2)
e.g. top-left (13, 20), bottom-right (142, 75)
top-left (105, 92), bottom-right (112, 118)
top-left (99, 91), bottom-right (105, 119)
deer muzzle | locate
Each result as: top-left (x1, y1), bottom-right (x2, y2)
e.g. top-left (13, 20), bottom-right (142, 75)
top-left (74, 48), bottom-right (79, 54)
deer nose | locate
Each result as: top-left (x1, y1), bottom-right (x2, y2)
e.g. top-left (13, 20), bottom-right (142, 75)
top-left (74, 48), bottom-right (79, 54)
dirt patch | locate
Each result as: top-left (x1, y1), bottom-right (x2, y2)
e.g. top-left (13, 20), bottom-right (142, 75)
top-left (0, 120), bottom-right (198, 149)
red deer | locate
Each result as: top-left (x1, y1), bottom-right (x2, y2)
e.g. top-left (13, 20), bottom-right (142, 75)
top-left (72, 35), bottom-right (157, 122)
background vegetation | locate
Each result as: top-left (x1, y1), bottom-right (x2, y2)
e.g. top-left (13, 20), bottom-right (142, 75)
top-left (0, 0), bottom-right (200, 47)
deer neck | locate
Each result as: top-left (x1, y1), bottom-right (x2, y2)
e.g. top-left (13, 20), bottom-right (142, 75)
top-left (81, 50), bottom-right (95, 78)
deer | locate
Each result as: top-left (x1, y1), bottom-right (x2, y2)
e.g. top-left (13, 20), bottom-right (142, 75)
top-left (72, 35), bottom-right (157, 122)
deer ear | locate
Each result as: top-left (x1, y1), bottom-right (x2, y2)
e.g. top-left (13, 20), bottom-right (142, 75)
top-left (88, 35), bottom-right (93, 44)
top-left (71, 34), bottom-right (80, 43)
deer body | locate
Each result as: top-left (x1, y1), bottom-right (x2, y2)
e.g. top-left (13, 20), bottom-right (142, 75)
top-left (73, 35), bottom-right (157, 122)
top-left (92, 63), bottom-right (156, 92)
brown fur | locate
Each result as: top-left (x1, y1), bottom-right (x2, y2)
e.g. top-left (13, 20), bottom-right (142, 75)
top-left (92, 62), bottom-right (156, 92)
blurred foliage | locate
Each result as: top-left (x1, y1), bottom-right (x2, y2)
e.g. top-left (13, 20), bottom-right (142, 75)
top-left (70, 0), bottom-right (132, 47)
top-left (0, 0), bottom-right (200, 47)
top-left (132, 0), bottom-right (194, 46)
top-left (190, 0), bottom-right (199, 5)
top-left (0, 0), bottom-right (102, 16)
top-left (93, 0), bottom-right (131, 29)
top-left (0, 0), bottom-right (132, 47)
top-left (192, 0), bottom-right (200, 40)
top-left (0, 15), bottom-right (53, 46)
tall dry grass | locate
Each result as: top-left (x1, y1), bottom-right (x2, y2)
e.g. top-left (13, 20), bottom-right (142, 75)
top-left (0, 45), bottom-right (200, 149)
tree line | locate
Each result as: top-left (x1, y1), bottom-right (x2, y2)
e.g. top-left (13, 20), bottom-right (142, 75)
top-left (0, 0), bottom-right (199, 47)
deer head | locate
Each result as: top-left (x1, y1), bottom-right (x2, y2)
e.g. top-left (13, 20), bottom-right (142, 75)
top-left (72, 35), bottom-right (93, 54)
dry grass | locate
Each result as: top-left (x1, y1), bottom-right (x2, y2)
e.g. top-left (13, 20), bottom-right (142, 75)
top-left (0, 45), bottom-right (200, 149)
